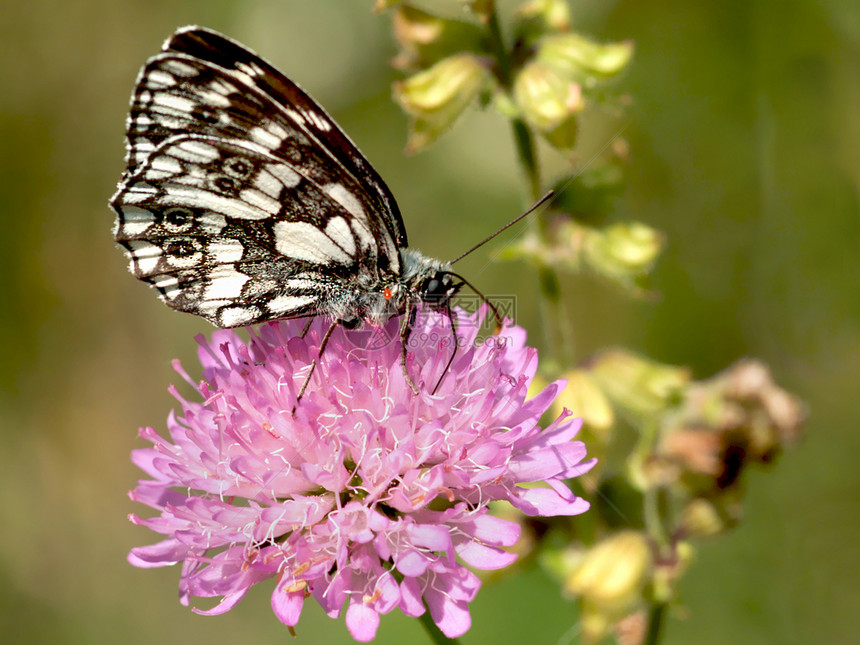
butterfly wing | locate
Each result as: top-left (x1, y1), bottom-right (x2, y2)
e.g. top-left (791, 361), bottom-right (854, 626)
top-left (111, 26), bottom-right (405, 327)
top-left (160, 27), bottom-right (408, 249)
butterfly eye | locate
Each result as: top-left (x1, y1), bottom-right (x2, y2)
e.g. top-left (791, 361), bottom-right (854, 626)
top-left (421, 273), bottom-right (454, 306)
top-left (211, 175), bottom-right (239, 195)
top-left (223, 157), bottom-right (253, 179)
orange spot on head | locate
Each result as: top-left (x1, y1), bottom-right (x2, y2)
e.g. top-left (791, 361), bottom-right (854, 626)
top-left (383, 287), bottom-right (392, 300)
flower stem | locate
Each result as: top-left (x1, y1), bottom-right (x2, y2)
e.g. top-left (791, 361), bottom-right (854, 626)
top-left (418, 609), bottom-right (461, 645)
top-left (512, 118), bottom-right (542, 200)
top-left (644, 601), bottom-right (667, 645)
top-left (485, 3), bottom-right (575, 364)
top-left (509, 117), bottom-right (575, 363)
top-left (638, 420), bottom-right (671, 551)
top-left (485, 1), bottom-right (512, 87)
top-left (638, 416), bottom-right (670, 645)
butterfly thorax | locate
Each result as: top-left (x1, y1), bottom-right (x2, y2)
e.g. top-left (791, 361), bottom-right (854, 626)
top-left (329, 248), bottom-right (456, 328)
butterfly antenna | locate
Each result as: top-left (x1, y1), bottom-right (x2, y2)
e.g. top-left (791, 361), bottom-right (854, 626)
top-left (443, 270), bottom-right (503, 334)
top-left (449, 190), bottom-right (554, 265)
top-left (429, 269), bottom-right (504, 393)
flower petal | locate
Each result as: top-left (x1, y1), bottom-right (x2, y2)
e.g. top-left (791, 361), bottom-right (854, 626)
top-left (512, 486), bottom-right (591, 516)
top-left (346, 602), bottom-right (380, 642)
top-left (271, 580), bottom-right (305, 627)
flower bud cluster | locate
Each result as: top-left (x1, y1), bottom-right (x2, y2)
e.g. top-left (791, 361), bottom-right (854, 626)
top-left (382, 1), bottom-right (632, 153)
top-left (657, 360), bottom-right (806, 535)
top-left (501, 217), bottom-right (664, 292)
top-left (529, 353), bottom-right (802, 641)
top-left (386, 4), bottom-right (492, 152)
top-left (374, 5), bottom-right (806, 644)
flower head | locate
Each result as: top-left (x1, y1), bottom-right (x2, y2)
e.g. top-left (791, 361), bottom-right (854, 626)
top-left (128, 308), bottom-right (595, 641)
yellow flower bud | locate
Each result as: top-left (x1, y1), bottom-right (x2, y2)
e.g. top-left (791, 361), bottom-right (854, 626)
top-left (566, 531), bottom-right (651, 606)
top-left (538, 33), bottom-right (634, 80)
top-left (555, 369), bottom-right (615, 439)
top-left (373, 0), bottom-right (402, 12)
top-left (681, 498), bottom-right (728, 537)
top-left (513, 61), bottom-right (583, 149)
top-left (394, 54), bottom-right (490, 153)
top-left (459, 0), bottom-right (493, 23)
top-left (392, 5), bottom-right (483, 71)
top-left (513, 0), bottom-right (572, 44)
top-left (590, 349), bottom-right (690, 420)
top-left (566, 531), bottom-right (652, 641)
top-left (582, 221), bottom-right (664, 288)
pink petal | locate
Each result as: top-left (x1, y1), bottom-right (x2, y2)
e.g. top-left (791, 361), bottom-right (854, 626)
top-left (398, 577), bottom-right (425, 617)
top-left (462, 514), bottom-right (521, 547)
top-left (396, 546), bottom-right (435, 577)
top-left (513, 486), bottom-right (591, 516)
top-left (192, 586), bottom-right (249, 616)
top-left (508, 442), bottom-right (589, 481)
top-left (346, 603), bottom-right (380, 642)
top-left (425, 589), bottom-right (472, 639)
top-left (407, 523), bottom-right (452, 551)
top-left (271, 581), bottom-right (305, 626)
top-left (127, 538), bottom-right (189, 567)
top-left (455, 540), bottom-right (518, 570)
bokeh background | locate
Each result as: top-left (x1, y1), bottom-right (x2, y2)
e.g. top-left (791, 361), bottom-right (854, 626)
top-left (2, 1), bottom-right (858, 643)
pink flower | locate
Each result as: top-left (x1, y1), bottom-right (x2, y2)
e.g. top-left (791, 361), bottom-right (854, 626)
top-left (128, 308), bottom-right (595, 641)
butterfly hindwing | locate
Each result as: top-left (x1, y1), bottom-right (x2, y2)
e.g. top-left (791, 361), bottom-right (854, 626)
top-left (112, 134), bottom-right (385, 327)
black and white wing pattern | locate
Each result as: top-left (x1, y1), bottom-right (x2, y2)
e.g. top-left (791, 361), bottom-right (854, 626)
top-left (110, 26), bottom-right (406, 328)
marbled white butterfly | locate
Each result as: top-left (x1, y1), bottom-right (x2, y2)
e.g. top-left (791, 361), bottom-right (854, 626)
top-left (110, 26), bottom-right (508, 395)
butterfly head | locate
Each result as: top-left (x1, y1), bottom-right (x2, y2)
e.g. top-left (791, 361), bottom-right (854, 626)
top-left (399, 248), bottom-right (462, 312)
top-left (419, 271), bottom-right (463, 311)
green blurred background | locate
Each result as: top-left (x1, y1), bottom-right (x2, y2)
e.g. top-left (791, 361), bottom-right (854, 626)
top-left (1, 1), bottom-right (858, 643)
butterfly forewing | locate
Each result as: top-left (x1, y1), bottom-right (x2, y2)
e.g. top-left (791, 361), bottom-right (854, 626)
top-left (112, 27), bottom-right (408, 327)
top-left (121, 27), bottom-right (403, 261)
top-left (161, 27), bottom-right (407, 249)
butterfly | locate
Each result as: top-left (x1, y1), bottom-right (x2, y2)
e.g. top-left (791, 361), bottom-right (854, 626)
top-left (109, 26), bottom-right (508, 397)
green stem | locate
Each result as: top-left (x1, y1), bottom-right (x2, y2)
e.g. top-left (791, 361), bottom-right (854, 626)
top-left (644, 601), bottom-right (668, 645)
top-left (485, 1), bottom-right (513, 87)
top-left (643, 485), bottom-right (669, 550)
top-left (638, 420), bottom-right (671, 551)
top-left (512, 119), bottom-right (542, 201)
top-left (418, 609), bottom-right (461, 645)
top-left (636, 416), bottom-right (672, 645)
top-left (486, 1), bottom-right (575, 364)
top-left (511, 119), bottom-right (575, 363)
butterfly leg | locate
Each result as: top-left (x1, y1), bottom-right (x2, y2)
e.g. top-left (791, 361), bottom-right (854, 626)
top-left (399, 304), bottom-right (420, 395)
top-left (431, 304), bottom-right (459, 394)
top-left (299, 317), bottom-right (315, 338)
top-left (293, 319), bottom-right (339, 411)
